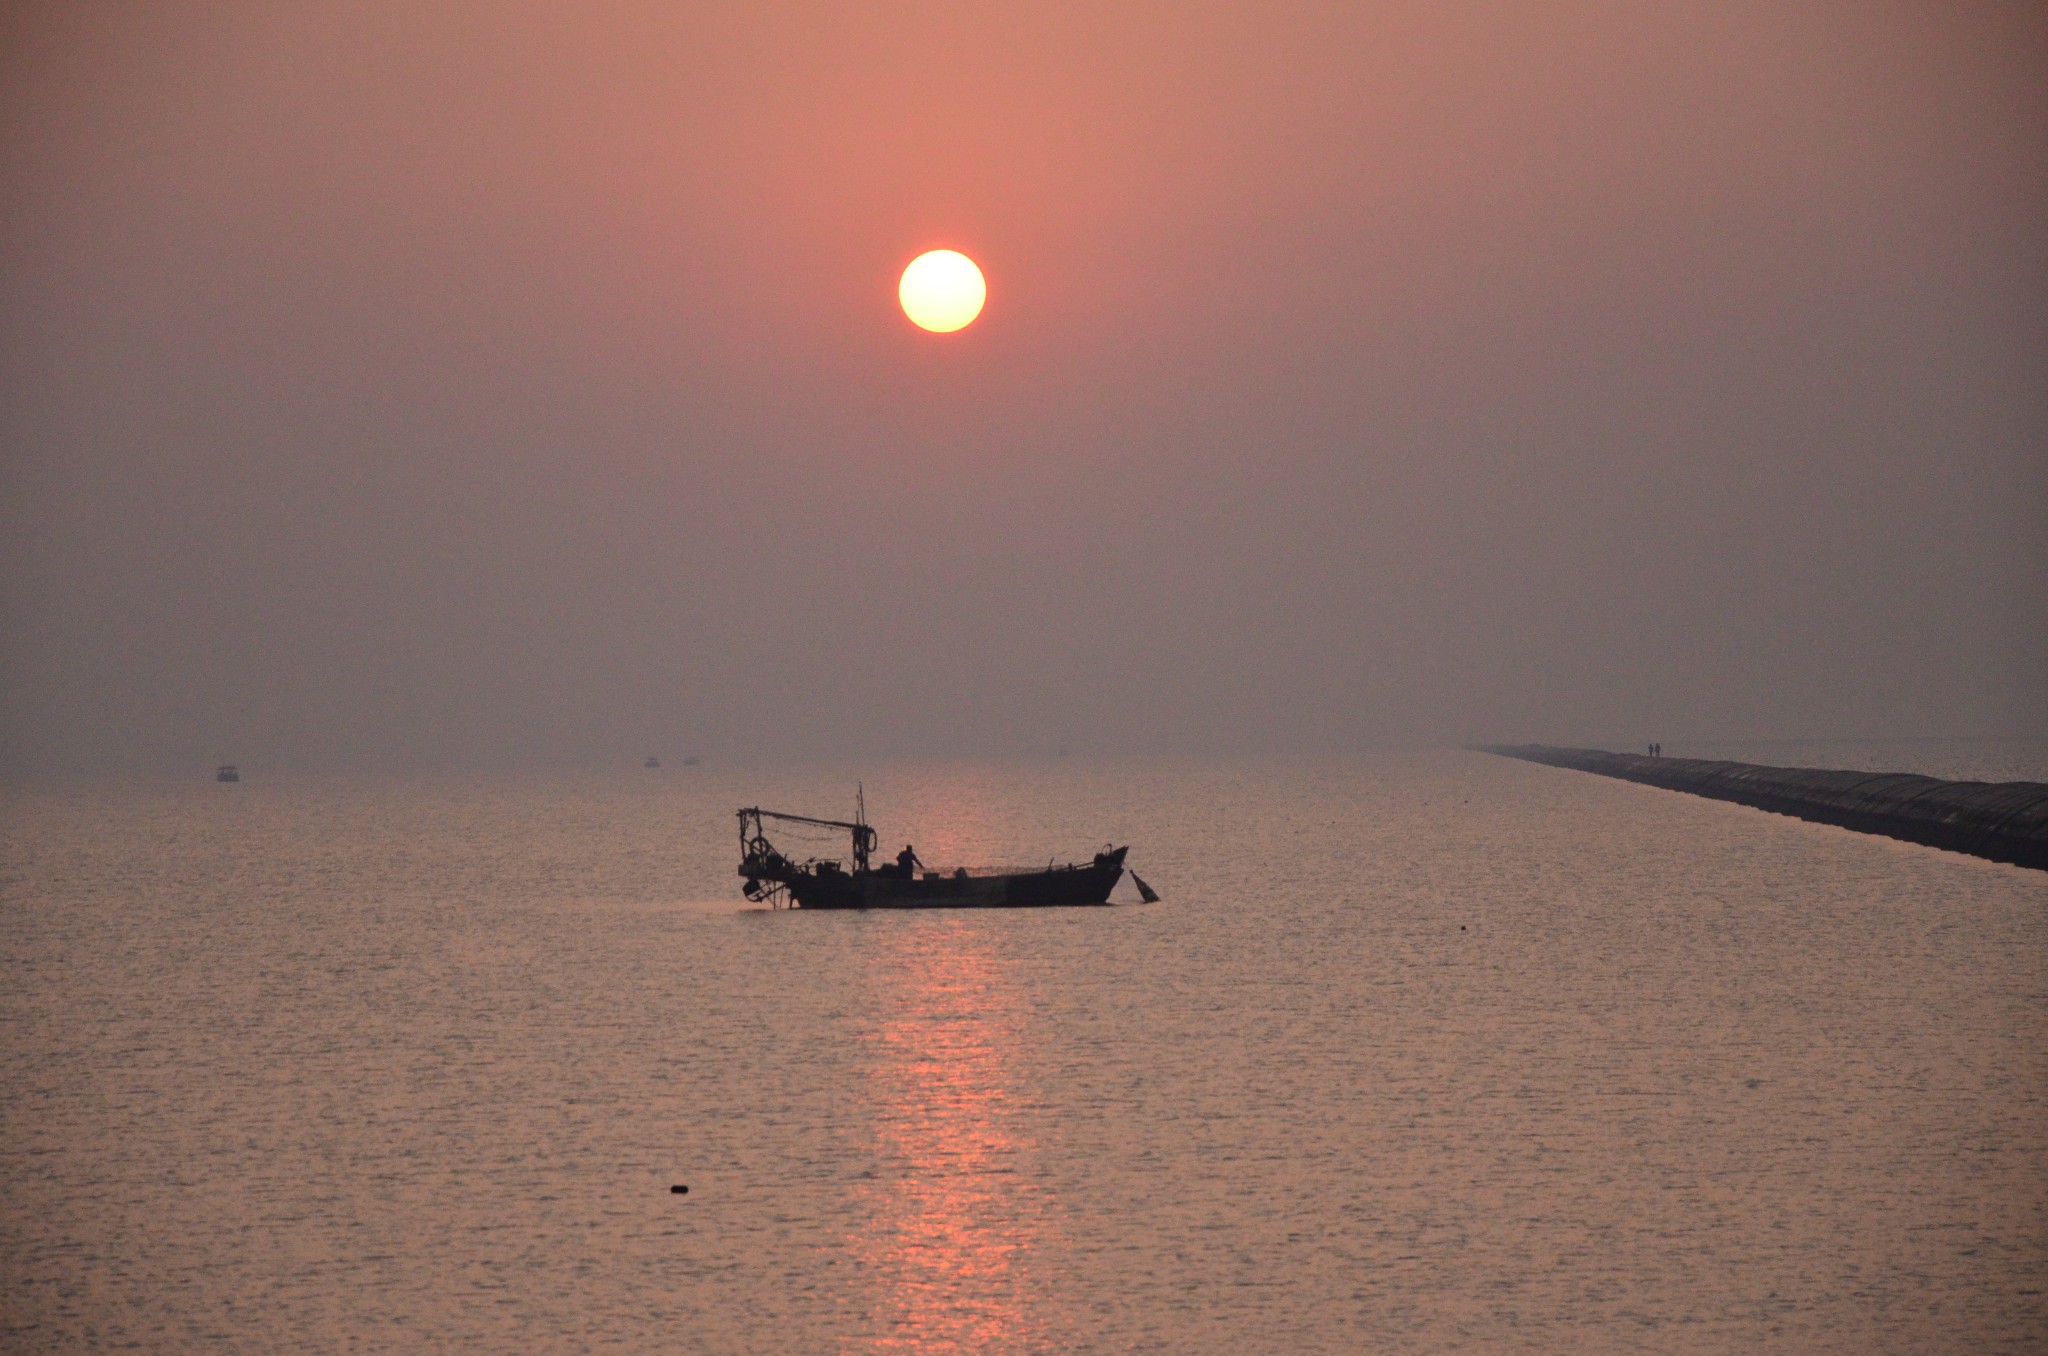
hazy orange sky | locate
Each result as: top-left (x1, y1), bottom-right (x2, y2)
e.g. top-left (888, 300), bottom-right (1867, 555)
top-left (2, 2), bottom-right (2043, 775)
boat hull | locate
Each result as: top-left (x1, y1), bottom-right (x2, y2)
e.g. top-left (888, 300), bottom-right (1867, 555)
top-left (788, 849), bottom-right (1126, 909)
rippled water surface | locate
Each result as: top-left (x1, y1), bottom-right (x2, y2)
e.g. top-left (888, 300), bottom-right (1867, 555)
top-left (4, 752), bottom-right (2045, 1352)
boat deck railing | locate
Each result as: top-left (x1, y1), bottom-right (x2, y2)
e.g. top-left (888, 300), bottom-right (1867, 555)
top-left (934, 862), bottom-right (1096, 877)
top-left (798, 859), bottom-right (1107, 878)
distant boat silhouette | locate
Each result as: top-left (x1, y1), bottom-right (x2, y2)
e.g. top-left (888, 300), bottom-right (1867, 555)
top-left (737, 797), bottom-right (1139, 909)
top-left (216, 765), bottom-right (240, 783)
top-left (682, 754), bottom-right (701, 767)
top-left (645, 756), bottom-right (661, 769)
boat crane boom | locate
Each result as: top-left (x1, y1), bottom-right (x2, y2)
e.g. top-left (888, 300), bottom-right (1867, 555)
top-left (737, 806), bottom-right (877, 875)
top-left (738, 807), bottom-right (870, 833)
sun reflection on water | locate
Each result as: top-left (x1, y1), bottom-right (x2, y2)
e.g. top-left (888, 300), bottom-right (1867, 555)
top-left (851, 919), bottom-right (1054, 1354)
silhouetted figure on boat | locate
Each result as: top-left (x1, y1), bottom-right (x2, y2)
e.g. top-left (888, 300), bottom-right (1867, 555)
top-left (874, 844), bottom-right (924, 878)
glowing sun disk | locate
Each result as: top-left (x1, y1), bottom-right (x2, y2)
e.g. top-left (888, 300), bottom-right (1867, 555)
top-left (899, 250), bottom-right (986, 333)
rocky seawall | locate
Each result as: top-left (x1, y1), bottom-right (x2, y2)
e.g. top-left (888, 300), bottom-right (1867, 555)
top-left (1478, 745), bottom-right (2048, 871)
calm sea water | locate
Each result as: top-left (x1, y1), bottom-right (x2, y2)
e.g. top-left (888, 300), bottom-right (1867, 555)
top-left (3, 750), bottom-right (2044, 1352)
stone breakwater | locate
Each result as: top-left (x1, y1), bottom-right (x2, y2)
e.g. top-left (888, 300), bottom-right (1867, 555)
top-left (1479, 745), bottom-right (2048, 871)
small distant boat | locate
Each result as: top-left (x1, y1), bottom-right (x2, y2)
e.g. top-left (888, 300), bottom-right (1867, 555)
top-left (645, 756), bottom-right (661, 769)
top-left (216, 765), bottom-right (240, 783)
top-left (682, 754), bottom-right (701, 767)
top-left (736, 792), bottom-right (1146, 909)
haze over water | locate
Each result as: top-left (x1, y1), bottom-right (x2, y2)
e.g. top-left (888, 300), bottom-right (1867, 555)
top-left (5, 751), bottom-right (2044, 1352)
top-left (3, 3), bottom-right (2044, 778)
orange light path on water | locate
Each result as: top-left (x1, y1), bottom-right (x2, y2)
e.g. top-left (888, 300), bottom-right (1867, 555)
top-left (851, 919), bottom-right (1056, 1353)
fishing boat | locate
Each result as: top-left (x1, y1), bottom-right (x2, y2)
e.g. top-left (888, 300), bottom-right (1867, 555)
top-left (735, 795), bottom-right (1156, 909)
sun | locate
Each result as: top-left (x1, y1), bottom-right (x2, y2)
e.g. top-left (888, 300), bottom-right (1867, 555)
top-left (898, 250), bottom-right (986, 333)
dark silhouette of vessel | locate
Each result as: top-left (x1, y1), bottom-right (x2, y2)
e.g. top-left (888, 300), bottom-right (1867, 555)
top-left (645, 756), bottom-right (661, 769)
top-left (737, 794), bottom-right (1140, 908)
top-left (216, 765), bottom-right (240, 783)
